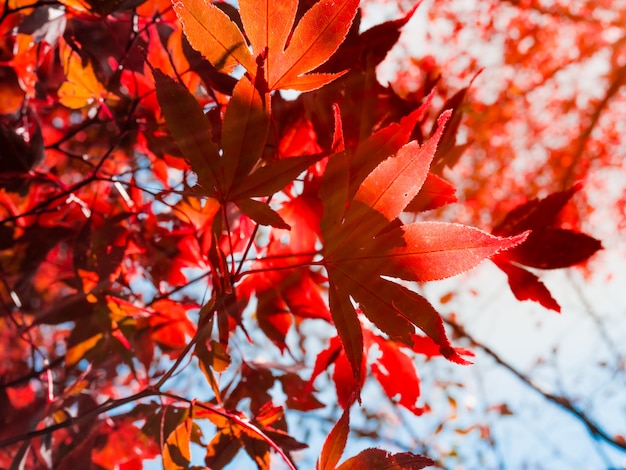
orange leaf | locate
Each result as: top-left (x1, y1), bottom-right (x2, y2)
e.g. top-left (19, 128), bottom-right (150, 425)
top-left (317, 400), bottom-right (351, 470)
top-left (58, 39), bottom-right (110, 109)
top-left (162, 413), bottom-right (192, 470)
top-left (66, 333), bottom-right (103, 366)
top-left (379, 222), bottom-right (529, 282)
top-left (239, 0), bottom-right (297, 61)
top-left (273, 0), bottom-right (360, 90)
top-left (172, 0), bottom-right (255, 74)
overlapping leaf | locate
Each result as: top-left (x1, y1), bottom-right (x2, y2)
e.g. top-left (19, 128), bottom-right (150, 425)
top-left (320, 111), bottom-right (527, 379)
top-left (175, 0), bottom-right (360, 91)
top-left (337, 449), bottom-right (434, 470)
top-left (155, 69), bottom-right (322, 227)
top-left (317, 400), bottom-right (351, 470)
top-left (172, 0), bottom-right (256, 74)
top-left (492, 183), bottom-right (602, 312)
top-left (58, 38), bottom-right (113, 109)
top-left (316, 392), bottom-right (432, 470)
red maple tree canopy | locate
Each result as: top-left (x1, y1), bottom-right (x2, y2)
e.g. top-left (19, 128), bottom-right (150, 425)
top-left (0, 0), bottom-right (606, 468)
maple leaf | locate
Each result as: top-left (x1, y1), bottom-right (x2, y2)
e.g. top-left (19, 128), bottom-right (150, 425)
top-left (316, 392), bottom-right (433, 470)
top-left (174, 0), bottom-right (359, 91)
top-left (337, 449), bottom-right (434, 470)
top-left (320, 111), bottom-right (528, 378)
top-left (57, 38), bottom-right (114, 109)
top-left (155, 70), bottom-right (322, 228)
top-left (317, 399), bottom-right (351, 470)
top-left (492, 184), bottom-right (603, 312)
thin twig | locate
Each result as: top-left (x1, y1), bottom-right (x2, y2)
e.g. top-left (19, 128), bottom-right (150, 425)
top-left (446, 318), bottom-right (626, 453)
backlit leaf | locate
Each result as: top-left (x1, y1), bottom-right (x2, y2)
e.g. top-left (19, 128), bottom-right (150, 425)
top-left (235, 198), bottom-right (291, 229)
top-left (221, 76), bottom-right (270, 194)
top-left (337, 448), bottom-right (434, 470)
top-left (380, 222), bottom-right (529, 282)
top-left (66, 333), bottom-right (103, 366)
top-left (154, 69), bottom-right (221, 196)
top-left (317, 401), bottom-right (351, 470)
top-left (239, 0), bottom-right (298, 60)
top-left (493, 257), bottom-right (561, 312)
top-left (349, 89), bottom-right (435, 197)
top-left (162, 413), bottom-right (192, 470)
top-left (353, 111), bottom-right (450, 228)
top-left (328, 274), bottom-right (363, 380)
top-left (405, 173), bottom-right (457, 213)
top-left (274, 0), bottom-right (360, 90)
top-left (58, 40), bottom-right (110, 109)
top-left (368, 333), bottom-right (424, 415)
top-left (172, 0), bottom-right (255, 73)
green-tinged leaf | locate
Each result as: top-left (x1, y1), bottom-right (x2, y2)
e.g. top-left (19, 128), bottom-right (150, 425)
top-left (230, 154), bottom-right (322, 200)
top-left (195, 304), bottom-right (229, 400)
top-left (222, 76), bottom-right (270, 195)
top-left (163, 413), bottom-right (192, 470)
top-left (336, 448), bottom-right (434, 470)
top-left (317, 401), bottom-right (351, 470)
top-left (352, 111), bottom-right (451, 232)
top-left (235, 198), bottom-right (290, 229)
top-left (272, 0), bottom-right (360, 90)
top-left (328, 273), bottom-right (363, 379)
top-left (378, 222), bottom-right (529, 282)
top-left (154, 70), bottom-right (221, 195)
top-left (172, 0), bottom-right (255, 73)
top-left (197, 352), bottom-right (222, 401)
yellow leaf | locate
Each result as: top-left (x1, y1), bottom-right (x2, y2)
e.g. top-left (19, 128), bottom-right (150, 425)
top-left (66, 333), bottom-right (103, 366)
top-left (162, 414), bottom-right (192, 470)
top-left (58, 39), bottom-right (111, 109)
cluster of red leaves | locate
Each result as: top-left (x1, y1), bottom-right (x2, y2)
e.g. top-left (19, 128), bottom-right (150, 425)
top-left (381, 0), bottom-right (626, 235)
top-left (0, 0), bottom-right (601, 468)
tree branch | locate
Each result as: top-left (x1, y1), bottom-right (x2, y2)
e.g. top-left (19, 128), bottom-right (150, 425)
top-left (445, 318), bottom-right (626, 453)
top-left (0, 389), bottom-right (157, 448)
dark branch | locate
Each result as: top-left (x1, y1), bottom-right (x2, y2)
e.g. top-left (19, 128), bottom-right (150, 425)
top-left (446, 317), bottom-right (626, 453)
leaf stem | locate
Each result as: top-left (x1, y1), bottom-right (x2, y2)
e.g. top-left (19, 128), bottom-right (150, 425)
top-left (160, 391), bottom-right (298, 470)
top-left (236, 259), bottom-right (323, 280)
